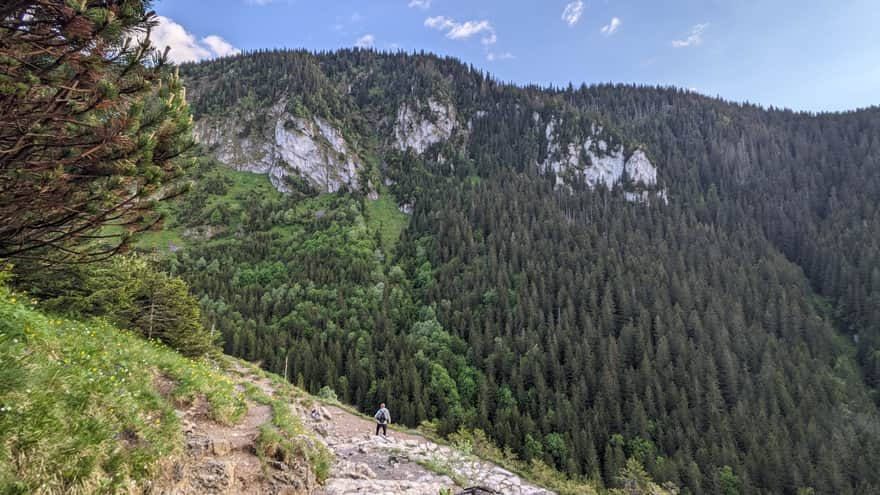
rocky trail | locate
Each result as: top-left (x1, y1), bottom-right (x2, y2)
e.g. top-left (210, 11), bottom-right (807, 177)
top-left (155, 372), bottom-right (314, 494)
top-left (159, 363), bottom-right (554, 494)
top-left (310, 403), bottom-right (553, 495)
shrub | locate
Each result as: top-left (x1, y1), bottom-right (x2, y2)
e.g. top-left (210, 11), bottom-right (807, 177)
top-left (16, 256), bottom-right (218, 356)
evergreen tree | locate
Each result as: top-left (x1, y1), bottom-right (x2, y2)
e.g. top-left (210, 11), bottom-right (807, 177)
top-left (0, 0), bottom-right (192, 261)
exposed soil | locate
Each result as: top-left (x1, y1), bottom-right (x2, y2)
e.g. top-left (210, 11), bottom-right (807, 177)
top-left (150, 372), bottom-right (312, 495)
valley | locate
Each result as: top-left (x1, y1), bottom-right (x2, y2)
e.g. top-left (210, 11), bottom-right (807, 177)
top-left (2, 3), bottom-right (879, 492)
top-left (139, 50), bottom-right (880, 493)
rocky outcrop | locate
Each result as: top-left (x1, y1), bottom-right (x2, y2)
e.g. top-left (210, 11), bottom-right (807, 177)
top-left (468, 110), bottom-right (489, 131)
top-left (394, 98), bottom-right (456, 153)
top-left (305, 404), bottom-right (553, 495)
top-left (193, 102), bottom-right (363, 194)
top-left (543, 120), bottom-right (654, 188)
top-left (624, 150), bottom-right (657, 186)
top-left (315, 432), bottom-right (552, 495)
top-left (322, 478), bottom-right (453, 495)
top-left (625, 189), bottom-right (669, 205)
top-left (541, 118), bottom-right (667, 201)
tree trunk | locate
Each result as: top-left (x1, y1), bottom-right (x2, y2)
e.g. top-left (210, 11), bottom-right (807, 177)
top-left (148, 299), bottom-right (155, 339)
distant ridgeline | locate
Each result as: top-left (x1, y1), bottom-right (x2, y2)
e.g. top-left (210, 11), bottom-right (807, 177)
top-left (156, 50), bottom-right (880, 494)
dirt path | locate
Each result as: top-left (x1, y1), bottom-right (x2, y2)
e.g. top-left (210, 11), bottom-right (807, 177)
top-left (321, 404), bottom-right (423, 443)
top-left (155, 362), bottom-right (554, 494)
top-left (154, 369), bottom-right (313, 494)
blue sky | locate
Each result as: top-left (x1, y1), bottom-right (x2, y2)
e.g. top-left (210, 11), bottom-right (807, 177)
top-left (152, 0), bottom-right (880, 112)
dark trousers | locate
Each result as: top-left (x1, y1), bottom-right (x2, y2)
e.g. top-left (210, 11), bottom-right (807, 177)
top-left (376, 423), bottom-right (387, 436)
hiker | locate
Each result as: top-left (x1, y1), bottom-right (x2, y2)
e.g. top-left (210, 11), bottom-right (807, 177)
top-left (374, 402), bottom-right (390, 436)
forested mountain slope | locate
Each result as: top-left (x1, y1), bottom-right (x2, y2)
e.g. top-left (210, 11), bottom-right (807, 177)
top-left (149, 49), bottom-right (880, 494)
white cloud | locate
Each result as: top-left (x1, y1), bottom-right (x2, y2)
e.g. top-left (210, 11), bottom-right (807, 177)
top-left (487, 51), bottom-right (514, 61)
top-left (425, 16), bottom-right (454, 30)
top-left (562, 1), bottom-right (584, 27)
top-left (448, 21), bottom-right (491, 40)
top-left (425, 16), bottom-right (496, 44)
top-left (408, 0), bottom-right (432, 8)
top-left (151, 16), bottom-right (209, 62)
top-left (478, 29), bottom-right (496, 46)
top-left (672, 23), bottom-right (709, 48)
top-left (600, 17), bottom-right (621, 36)
top-left (201, 35), bottom-right (241, 58)
top-left (355, 34), bottom-right (375, 48)
top-left (150, 16), bottom-right (240, 63)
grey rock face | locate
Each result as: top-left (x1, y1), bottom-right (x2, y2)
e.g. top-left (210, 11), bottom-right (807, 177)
top-left (394, 98), bottom-right (456, 154)
top-left (193, 102), bottom-right (363, 194)
top-left (540, 118), bottom-right (667, 202)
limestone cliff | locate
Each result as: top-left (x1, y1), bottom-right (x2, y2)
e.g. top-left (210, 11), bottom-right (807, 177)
top-left (191, 93), bottom-right (667, 206)
top-left (193, 102), bottom-right (364, 194)
top-left (393, 98), bottom-right (457, 154)
top-left (540, 117), bottom-right (667, 202)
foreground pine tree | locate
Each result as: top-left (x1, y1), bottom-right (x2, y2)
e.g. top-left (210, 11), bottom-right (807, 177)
top-left (0, 0), bottom-right (192, 261)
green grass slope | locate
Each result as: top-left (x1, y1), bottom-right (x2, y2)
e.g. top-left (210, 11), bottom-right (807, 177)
top-left (364, 190), bottom-right (409, 259)
top-left (133, 159), bottom-right (409, 260)
top-left (0, 283), bottom-right (246, 493)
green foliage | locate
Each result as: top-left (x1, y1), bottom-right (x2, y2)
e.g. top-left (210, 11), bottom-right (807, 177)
top-left (317, 385), bottom-right (339, 403)
top-left (544, 433), bottom-right (568, 467)
top-left (0, 1), bottom-right (194, 261)
top-left (613, 458), bottom-right (678, 495)
top-left (364, 191), bottom-right (409, 258)
top-left (717, 465), bottom-right (740, 495)
top-left (153, 50), bottom-right (880, 494)
top-left (142, 158), bottom-right (469, 431)
top-left (525, 433), bottom-right (544, 460)
top-left (0, 285), bottom-right (244, 493)
top-left (17, 256), bottom-right (217, 356)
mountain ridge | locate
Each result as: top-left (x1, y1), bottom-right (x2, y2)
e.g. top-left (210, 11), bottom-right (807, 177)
top-left (155, 49), bottom-right (880, 494)
top-left (184, 50), bottom-right (668, 206)
top-left (7, 2), bottom-right (876, 492)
